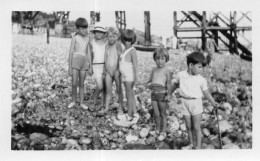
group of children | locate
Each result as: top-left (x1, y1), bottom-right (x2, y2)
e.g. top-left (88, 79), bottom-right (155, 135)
top-left (67, 17), bottom-right (219, 149)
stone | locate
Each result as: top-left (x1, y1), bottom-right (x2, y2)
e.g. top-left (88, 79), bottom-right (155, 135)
top-left (202, 128), bottom-right (210, 137)
top-left (139, 128), bottom-right (150, 138)
top-left (179, 123), bottom-right (186, 131)
top-left (118, 131), bottom-right (124, 137)
top-left (223, 102), bottom-right (232, 111)
top-left (79, 137), bottom-right (91, 145)
top-left (12, 97), bottom-right (22, 104)
top-left (110, 142), bottom-right (117, 149)
top-left (222, 137), bottom-right (232, 145)
top-left (111, 115), bottom-right (132, 127)
top-left (167, 116), bottom-right (180, 133)
top-left (126, 134), bottom-right (139, 143)
top-left (29, 133), bottom-right (48, 143)
top-left (145, 137), bottom-right (156, 145)
top-left (66, 139), bottom-right (78, 146)
top-left (217, 120), bottom-right (233, 132)
top-left (222, 143), bottom-right (240, 149)
top-left (201, 143), bottom-right (215, 149)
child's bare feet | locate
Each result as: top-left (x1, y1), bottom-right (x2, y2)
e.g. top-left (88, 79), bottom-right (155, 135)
top-left (68, 102), bottom-right (76, 108)
top-left (98, 109), bottom-right (109, 114)
top-left (181, 144), bottom-right (194, 150)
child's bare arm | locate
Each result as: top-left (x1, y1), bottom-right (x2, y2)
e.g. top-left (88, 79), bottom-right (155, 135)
top-left (131, 49), bottom-right (139, 84)
top-left (203, 90), bottom-right (218, 107)
top-left (166, 69), bottom-right (172, 96)
top-left (68, 37), bottom-right (76, 75)
top-left (86, 41), bottom-right (93, 75)
top-left (169, 81), bottom-right (179, 95)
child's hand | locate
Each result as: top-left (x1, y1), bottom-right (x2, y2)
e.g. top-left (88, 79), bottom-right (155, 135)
top-left (212, 101), bottom-right (219, 108)
top-left (102, 72), bottom-right (106, 79)
top-left (88, 68), bottom-right (93, 76)
top-left (164, 95), bottom-right (172, 102)
top-left (68, 67), bottom-right (72, 76)
top-left (114, 71), bottom-right (120, 78)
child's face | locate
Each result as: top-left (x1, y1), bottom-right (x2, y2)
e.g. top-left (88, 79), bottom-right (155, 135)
top-left (155, 55), bottom-right (166, 68)
top-left (189, 63), bottom-right (203, 75)
top-left (107, 33), bottom-right (118, 45)
top-left (123, 41), bottom-right (132, 49)
top-left (78, 27), bottom-right (88, 36)
top-left (95, 31), bottom-right (106, 40)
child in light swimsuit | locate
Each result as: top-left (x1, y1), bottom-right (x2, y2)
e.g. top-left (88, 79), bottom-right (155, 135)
top-left (141, 48), bottom-right (172, 141)
top-left (88, 26), bottom-right (108, 111)
top-left (68, 18), bottom-right (92, 110)
top-left (119, 29), bottom-right (139, 122)
top-left (99, 27), bottom-right (123, 115)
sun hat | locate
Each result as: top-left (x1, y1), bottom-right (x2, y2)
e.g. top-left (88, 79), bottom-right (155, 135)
top-left (91, 26), bottom-right (107, 33)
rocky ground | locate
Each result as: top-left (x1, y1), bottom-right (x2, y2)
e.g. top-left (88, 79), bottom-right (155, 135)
top-left (11, 34), bottom-right (252, 150)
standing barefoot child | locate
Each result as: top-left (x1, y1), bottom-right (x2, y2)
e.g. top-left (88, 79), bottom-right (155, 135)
top-left (142, 48), bottom-right (172, 141)
top-left (119, 29), bottom-right (139, 122)
top-left (99, 27), bottom-right (124, 115)
top-left (89, 26), bottom-right (108, 112)
top-left (170, 52), bottom-right (218, 149)
top-left (68, 18), bottom-right (92, 109)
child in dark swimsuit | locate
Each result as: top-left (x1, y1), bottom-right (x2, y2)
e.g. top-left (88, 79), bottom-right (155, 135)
top-left (142, 48), bottom-right (172, 141)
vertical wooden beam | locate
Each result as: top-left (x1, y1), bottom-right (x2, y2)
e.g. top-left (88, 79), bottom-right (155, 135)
top-left (144, 11), bottom-right (151, 46)
top-left (123, 11), bottom-right (126, 30)
top-left (233, 11), bottom-right (238, 54)
top-left (173, 11), bottom-right (177, 37)
top-left (229, 11), bottom-right (233, 54)
top-left (202, 11), bottom-right (206, 51)
top-left (47, 21), bottom-right (50, 44)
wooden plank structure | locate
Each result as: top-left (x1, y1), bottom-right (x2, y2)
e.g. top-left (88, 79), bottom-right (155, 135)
top-left (115, 11), bottom-right (126, 33)
top-left (173, 11), bottom-right (252, 60)
top-left (114, 11), bottom-right (158, 52)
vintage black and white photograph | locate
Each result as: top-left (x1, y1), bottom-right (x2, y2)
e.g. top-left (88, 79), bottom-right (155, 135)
top-left (1, 0), bottom-right (259, 161)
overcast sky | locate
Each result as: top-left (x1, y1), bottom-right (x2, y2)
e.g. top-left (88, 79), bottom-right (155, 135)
top-left (69, 11), bottom-right (252, 45)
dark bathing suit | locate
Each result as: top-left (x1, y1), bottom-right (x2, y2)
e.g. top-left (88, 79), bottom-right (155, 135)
top-left (150, 84), bottom-right (168, 102)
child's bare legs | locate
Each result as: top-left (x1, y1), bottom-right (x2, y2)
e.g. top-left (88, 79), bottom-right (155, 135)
top-left (152, 101), bottom-right (160, 132)
top-left (124, 81), bottom-right (136, 117)
top-left (68, 69), bottom-right (79, 108)
top-left (102, 74), bottom-right (113, 113)
top-left (115, 75), bottom-right (123, 114)
top-left (158, 102), bottom-right (167, 133)
top-left (92, 78), bottom-right (104, 111)
top-left (183, 115), bottom-right (194, 147)
top-left (79, 70), bottom-right (88, 109)
top-left (191, 113), bottom-right (202, 149)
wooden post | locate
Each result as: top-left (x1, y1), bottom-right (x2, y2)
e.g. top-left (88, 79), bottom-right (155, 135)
top-left (120, 11), bottom-right (122, 29)
top-left (173, 11), bottom-right (177, 37)
top-left (233, 11), bottom-right (238, 54)
top-left (124, 11), bottom-right (126, 30)
top-left (201, 11), bottom-right (206, 51)
top-left (229, 11), bottom-right (233, 54)
top-left (47, 21), bottom-right (50, 44)
top-left (144, 11), bottom-right (151, 46)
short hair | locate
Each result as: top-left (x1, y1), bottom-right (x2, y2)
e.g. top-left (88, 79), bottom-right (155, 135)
top-left (186, 52), bottom-right (207, 67)
top-left (153, 48), bottom-right (169, 62)
top-left (107, 27), bottom-right (120, 38)
top-left (121, 29), bottom-right (136, 45)
top-left (75, 18), bottom-right (88, 28)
